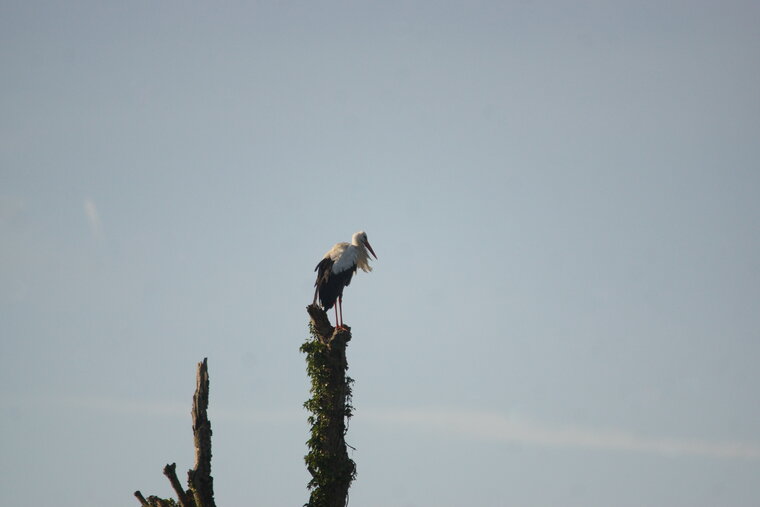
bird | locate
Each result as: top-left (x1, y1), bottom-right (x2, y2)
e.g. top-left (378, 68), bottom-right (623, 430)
top-left (313, 230), bottom-right (378, 329)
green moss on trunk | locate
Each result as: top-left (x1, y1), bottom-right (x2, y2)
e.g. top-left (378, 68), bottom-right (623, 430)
top-left (302, 306), bottom-right (357, 507)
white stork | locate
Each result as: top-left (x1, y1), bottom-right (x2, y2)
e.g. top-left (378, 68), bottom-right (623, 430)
top-left (313, 231), bottom-right (378, 328)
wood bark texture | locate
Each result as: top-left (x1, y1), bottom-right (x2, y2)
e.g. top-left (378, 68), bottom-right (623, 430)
top-left (188, 358), bottom-right (216, 507)
top-left (134, 358), bottom-right (215, 507)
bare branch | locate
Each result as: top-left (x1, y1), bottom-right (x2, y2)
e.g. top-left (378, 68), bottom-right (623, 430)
top-left (134, 491), bottom-right (149, 506)
top-left (164, 463), bottom-right (194, 507)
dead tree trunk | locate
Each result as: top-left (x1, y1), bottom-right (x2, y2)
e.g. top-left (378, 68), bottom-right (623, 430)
top-left (134, 358), bottom-right (216, 507)
top-left (188, 358), bottom-right (215, 506)
top-left (302, 305), bottom-right (357, 507)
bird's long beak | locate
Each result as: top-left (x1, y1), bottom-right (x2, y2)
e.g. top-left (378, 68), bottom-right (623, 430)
top-left (365, 240), bottom-right (378, 260)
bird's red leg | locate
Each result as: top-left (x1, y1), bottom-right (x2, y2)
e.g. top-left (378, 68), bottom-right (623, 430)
top-left (339, 296), bottom-right (343, 328)
top-left (335, 305), bottom-right (339, 328)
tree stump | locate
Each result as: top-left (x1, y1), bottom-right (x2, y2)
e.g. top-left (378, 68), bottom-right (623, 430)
top-left (302, 305), bottom-right (357, 507)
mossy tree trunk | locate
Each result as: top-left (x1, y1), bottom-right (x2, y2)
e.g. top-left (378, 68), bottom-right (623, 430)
top-left (302, 305), bottom-right (357, 507)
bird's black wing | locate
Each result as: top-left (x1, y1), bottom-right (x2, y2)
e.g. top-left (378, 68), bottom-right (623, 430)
top-left (314, 257), bottom-right (333, 284)
top-left (313, 258), bottom-right (355, 311)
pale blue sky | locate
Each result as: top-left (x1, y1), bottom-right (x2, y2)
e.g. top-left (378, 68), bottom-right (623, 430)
top-left (2, 1), bottom-right (760, 506)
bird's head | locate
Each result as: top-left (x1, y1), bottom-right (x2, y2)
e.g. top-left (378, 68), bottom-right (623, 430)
top-left (353, 230), bottom-right (378, 260)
